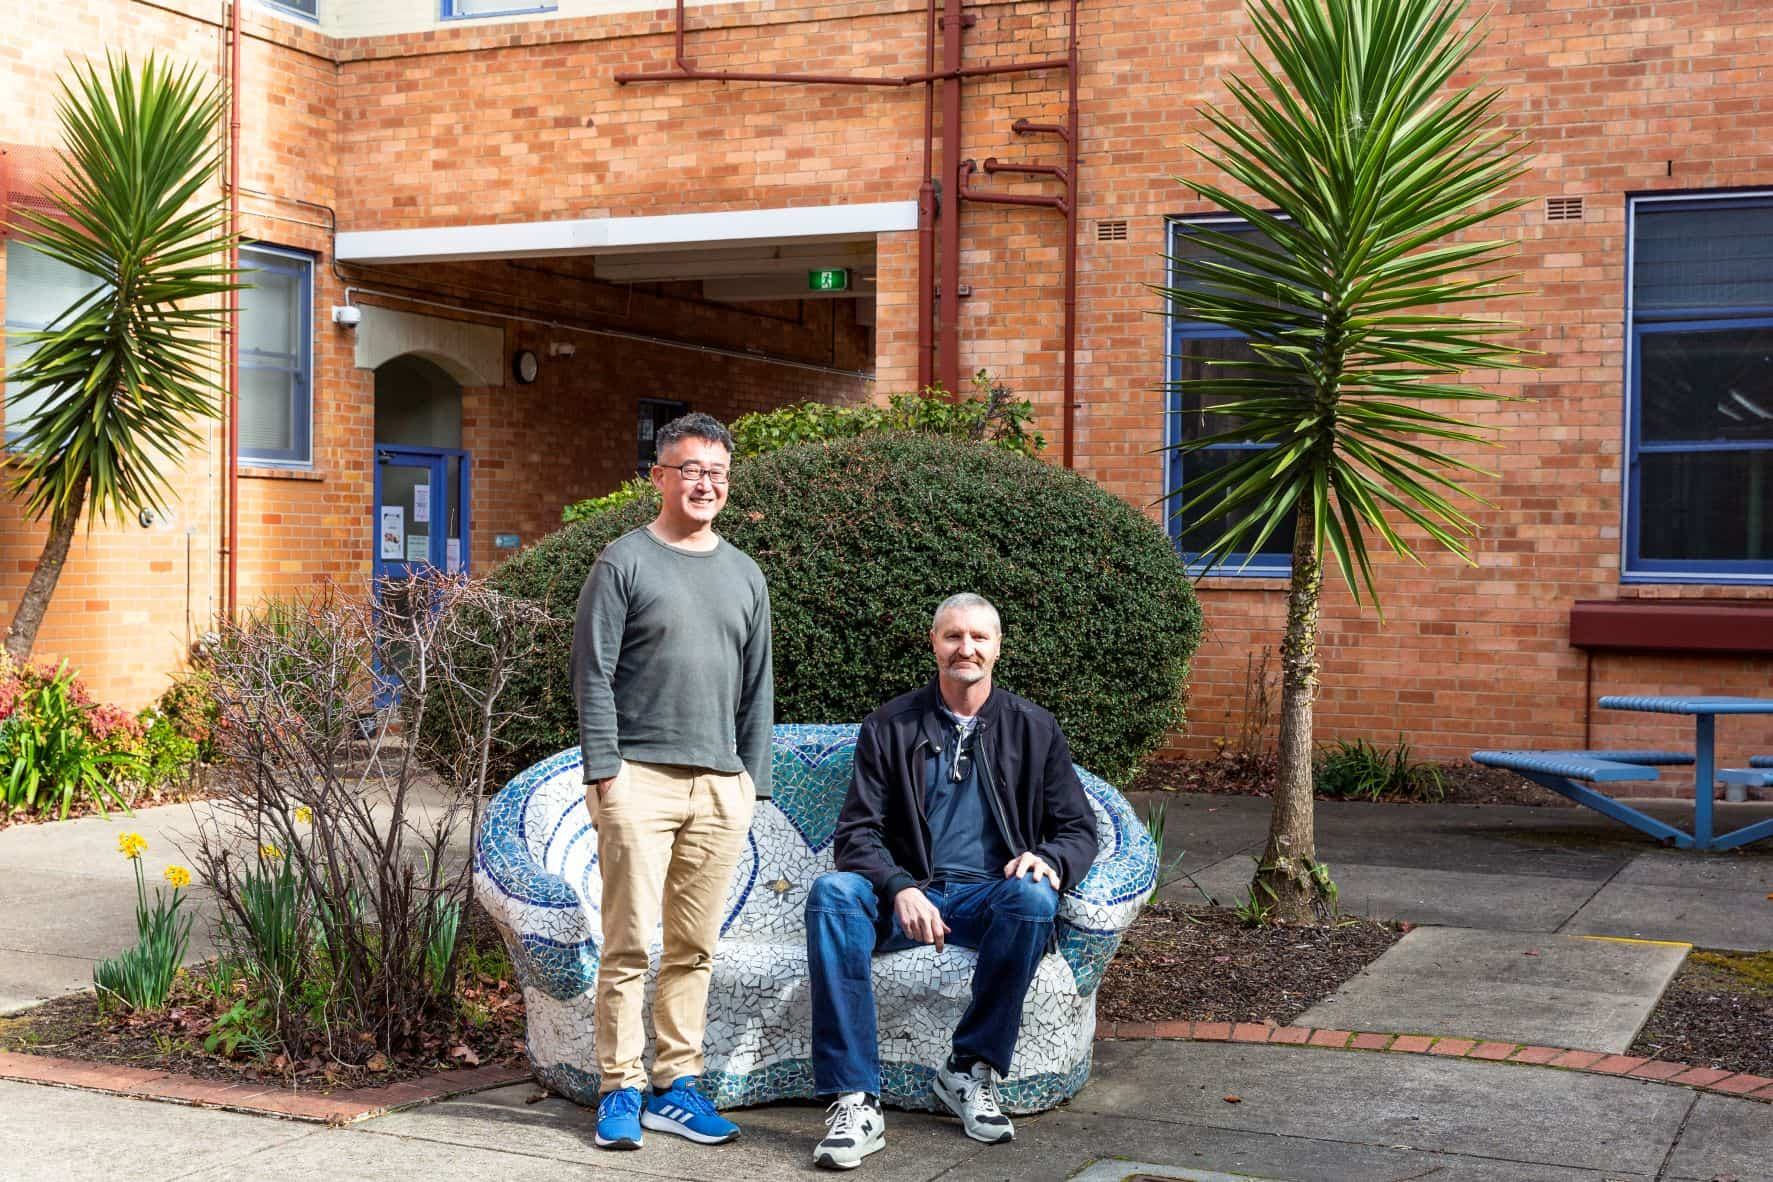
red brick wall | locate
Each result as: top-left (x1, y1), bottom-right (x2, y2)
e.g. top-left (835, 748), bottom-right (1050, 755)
top-left (4, 0), bottom-right (1772, 773)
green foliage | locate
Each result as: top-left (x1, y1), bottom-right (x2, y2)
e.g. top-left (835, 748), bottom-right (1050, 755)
top-left (4, 54), bottom-right (237, 531)
top-left (93, 850), bottom-right (193, 1011)
top-left (561, 478), bottom-right (656, 524)
top-left (0, 660), bottom-right (140, 818)
top-left (153, 668), bottom-right (221, 764)
top-left (221, 852), bottom-right (311, 1005)
top-left (425, 898), bottom-right (462, 994)
top-left (133, 709), bottom-right (200, 789)
top-left (1142, 798), bottom-right (1190, 904)
top-left (1161, 0), bottom-right (1529, 605)
top-left (730, 376), bottom-right (1045, 460)
top-left (483, 434), bottom-right (1202, 785)
top-left (1315, 736), bottom-right (1444, 802)
top-left (1235, 857), bottom-right (1337, 925)
top-left (203, 996), bottom-right (276, 1060)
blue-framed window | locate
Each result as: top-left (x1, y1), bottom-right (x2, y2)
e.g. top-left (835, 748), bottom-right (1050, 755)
top-left (1626, 193), bottom-right (1773, 582)
top-left (259, 0), bottom-right (318, 19)
top-left (4, 240), bottom-right (103, 450)
top-left (239, 243), bottom-right (314, 467)
top-left (441, 0), bottom-right (557, 18)
top-left (1165, 217), bottom-right (1295, 575)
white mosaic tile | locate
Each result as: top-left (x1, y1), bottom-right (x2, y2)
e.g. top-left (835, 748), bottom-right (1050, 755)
top-left (473, 723), bottom-right (1156, 1114)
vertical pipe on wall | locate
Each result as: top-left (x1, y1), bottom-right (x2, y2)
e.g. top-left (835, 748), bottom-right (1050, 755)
top-left (224, 0), bottom-right (242, 622)
top-left (916, 0), bottom-right (936, 392)
top-left (937, 0), bottom-right (964, 397)
top-left (1060, 0), bottom-right (1078, 469)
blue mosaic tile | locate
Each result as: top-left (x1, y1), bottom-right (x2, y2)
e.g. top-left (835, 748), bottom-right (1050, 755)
top-left (472, 723), bottom-right (1155, 1115)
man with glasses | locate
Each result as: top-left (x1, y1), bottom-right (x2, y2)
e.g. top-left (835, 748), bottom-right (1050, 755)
top-left (572, 412), bottom-right (772, 1151)
top-left (804, 593), bottom-right (1097, 1170)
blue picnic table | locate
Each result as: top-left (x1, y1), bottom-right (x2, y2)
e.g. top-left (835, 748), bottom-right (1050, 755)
top-left (1474, 695), bottom-right (1773, 852)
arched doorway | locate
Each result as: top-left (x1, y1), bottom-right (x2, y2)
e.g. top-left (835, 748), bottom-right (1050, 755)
top-left (373, 354), bottom-right (470, 580)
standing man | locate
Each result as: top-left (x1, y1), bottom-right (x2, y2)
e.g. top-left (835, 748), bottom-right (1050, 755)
top-left (804, 593), bottom-right (1098, 1170)
top-left (572, 412), bottom-right (772, 1151)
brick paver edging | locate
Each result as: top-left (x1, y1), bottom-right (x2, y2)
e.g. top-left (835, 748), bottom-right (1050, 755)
top-left (0, 1050), bottom-right (529, 1123)
top-left (1095, 1022), bottom-right (1773, 1104)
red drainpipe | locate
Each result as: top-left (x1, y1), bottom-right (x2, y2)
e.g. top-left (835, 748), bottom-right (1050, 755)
top-left (936, 0), bottom-right (964, 398)
top-left (916, 0), bottom-right (936, 392)
top-left (224, 0), bottom-right (242, 621)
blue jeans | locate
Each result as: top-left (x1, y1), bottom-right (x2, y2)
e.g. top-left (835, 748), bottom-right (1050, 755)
top-left (805, 870), bottom-right (1059, 1096)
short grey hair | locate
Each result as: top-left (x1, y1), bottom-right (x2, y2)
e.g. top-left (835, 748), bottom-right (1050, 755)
top-left (655, 412), bottom-right (734, 458)
top-left (931, 593), bottom-right (1001, 636)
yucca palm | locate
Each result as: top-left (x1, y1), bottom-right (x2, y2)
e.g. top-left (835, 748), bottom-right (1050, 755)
top-left (1162, 0), bottom-right (1528, 923)
top-left (3, 54), bottom-right (237, 662)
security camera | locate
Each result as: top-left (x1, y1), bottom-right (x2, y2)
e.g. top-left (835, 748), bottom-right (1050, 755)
top-left (331, 305), bottom-right (362, 327)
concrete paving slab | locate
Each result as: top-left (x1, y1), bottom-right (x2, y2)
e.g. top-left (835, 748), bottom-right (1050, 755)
top-left (1073, 1040), bottom-right (1693, 1178)
top-left (1180, 856), bottom-right (1601, 930)
top-left (1609, 847), bottom-right (1773, 888)
top-left (0, 948), bottom-right (107, 1014)
top-left (1562, 881), bottom-right (1773, 952)
top-left (1295, 927), bottom-right (1689, 1051)
top-left (0, 1077), bottom-right (316, 1181)
top-left (1659, 1090), bottom-right (1773, 1181)
top-left (362, 1083), bottom-right (989, 1180)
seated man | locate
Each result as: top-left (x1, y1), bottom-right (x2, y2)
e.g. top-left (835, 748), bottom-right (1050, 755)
top-left (804, 593), bottom-right (1099, 1170)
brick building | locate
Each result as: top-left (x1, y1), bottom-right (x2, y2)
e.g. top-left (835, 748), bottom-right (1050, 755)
top-left (2, 0), bottom-right (1770, 767)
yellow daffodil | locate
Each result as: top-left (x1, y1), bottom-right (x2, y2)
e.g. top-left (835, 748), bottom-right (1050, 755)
top-left (163, 865), bottom-right (191, 889)
top-left (117, 832), bottom-right (148, 860)
top-left (294, 806), bottom-right (313, 826)
top-left (259, 843), bottom-right (284, 861)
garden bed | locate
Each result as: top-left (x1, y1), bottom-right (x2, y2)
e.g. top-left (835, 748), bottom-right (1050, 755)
top-left (0, 915), bottom-right (525, 1091)
top-left (1629, 949), bottom-right (1773, 1078)
top-left (1130, 753), bottom-right (1568, 808)
top-left (1096, 902), bottom-right (1404, 1026)
top-left (0, 771), bottom-right (220, 832)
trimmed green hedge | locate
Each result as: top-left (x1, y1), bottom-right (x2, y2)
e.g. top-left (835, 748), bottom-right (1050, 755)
top-left (479, 434), bottom-right (1201, 785)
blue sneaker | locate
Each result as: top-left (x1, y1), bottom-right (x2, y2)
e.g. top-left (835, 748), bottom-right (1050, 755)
top-left (595, 1086), bottom-right (644, 1150)
top-left (641, 1076), bottom-right (740, 1144)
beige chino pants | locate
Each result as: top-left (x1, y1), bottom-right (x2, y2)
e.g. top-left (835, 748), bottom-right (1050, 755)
top-left (588, 759), bottom-right (753, 1093)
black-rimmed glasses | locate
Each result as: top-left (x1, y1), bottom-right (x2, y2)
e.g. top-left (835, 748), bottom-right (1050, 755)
top-left (655, 462), bottom-right (730, 484)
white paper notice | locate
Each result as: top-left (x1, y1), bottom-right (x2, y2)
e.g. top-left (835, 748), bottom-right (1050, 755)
top-left (380, 506), bottom-right (404, 560)
top-left (446, 538), bottom-right (462, 574)
top-left (406, 534), bottom-right (429, 562)
top-left (412, 485), bottom-right (431, 524)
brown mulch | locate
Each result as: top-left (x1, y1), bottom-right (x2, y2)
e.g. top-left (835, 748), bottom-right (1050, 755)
top-left (1130, 752), bottom-right (1569, 808)
top-left (1629, 950), bottom-right (1773, 1078)
top-left (0, 916), bottom-right (526, 1092)
top-left (1097, 901), bottom-right (1404, 1026)
top-left (0, 772), bottom-right (224, 832)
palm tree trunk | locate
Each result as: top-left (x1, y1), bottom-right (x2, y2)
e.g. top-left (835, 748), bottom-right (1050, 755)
top-left (3, 472), bottom-right (90, 663)
top-left (1250, 509), bottom-right (1327, 924)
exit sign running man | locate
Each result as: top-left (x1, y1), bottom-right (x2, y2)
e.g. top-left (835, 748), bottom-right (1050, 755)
top-left (808, 268), bottom-right (850, 292)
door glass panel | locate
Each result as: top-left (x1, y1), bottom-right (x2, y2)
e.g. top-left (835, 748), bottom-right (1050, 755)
top-left (380, 462), bottom-right (433, 567)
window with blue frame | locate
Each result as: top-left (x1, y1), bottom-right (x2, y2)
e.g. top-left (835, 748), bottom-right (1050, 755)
top-left (1627, 194), bottom-right (1773, 581)
top-left (260, 0), bottom-right (318, 19)
top-left (442, 0), bottom-right (557, 18)
top-left (4, 239), bottom-right (104, 450)
top-left (239, 244), bottom-right (314, 467)
top-left (1166, 217), bottom-right (1296, 575)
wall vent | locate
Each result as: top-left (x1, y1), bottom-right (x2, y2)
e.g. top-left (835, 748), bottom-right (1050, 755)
top-left (1095, 218), bottom-right (1129, 242)
top-left (1545, 196), bottom-right (1584, 222)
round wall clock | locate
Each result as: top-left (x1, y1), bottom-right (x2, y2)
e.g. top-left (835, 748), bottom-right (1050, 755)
top-left (512, 349), bottom-right (540, 384)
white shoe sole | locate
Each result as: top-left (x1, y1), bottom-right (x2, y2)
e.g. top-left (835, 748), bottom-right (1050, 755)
top-left (640, 1110), bottom-right (738, 1144)
top-left (930, 1074), bottom-right (1014, 1144)
top-left (814, 1129), bottom-right (885, 1170)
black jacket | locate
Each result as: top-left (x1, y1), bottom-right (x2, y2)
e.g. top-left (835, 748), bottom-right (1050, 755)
top-left (833, 678), bottom-right (1099, 900)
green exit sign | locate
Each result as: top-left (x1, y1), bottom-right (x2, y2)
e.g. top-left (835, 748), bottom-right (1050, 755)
top-left (808, 268), bottom-right (850, 292)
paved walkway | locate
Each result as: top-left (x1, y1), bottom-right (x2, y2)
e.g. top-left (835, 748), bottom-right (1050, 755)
top-left (2, 789), bottom-right (1771, 1180)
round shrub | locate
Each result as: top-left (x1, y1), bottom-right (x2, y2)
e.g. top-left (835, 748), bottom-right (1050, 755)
top-left (479, 434), bottom-right (1202, 785)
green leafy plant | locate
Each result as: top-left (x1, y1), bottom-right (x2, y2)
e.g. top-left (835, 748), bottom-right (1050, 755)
top-left (1315, 737), bottom-right (1444, 802)
top-left (2, 54), bottom-right (239, 662)
top-left (93, 835), bottom-right (193, 1011)
top-left (0, 660), bottom-right (141, 818)
top-left (475, 434), bottom-right (1203, 786)
top-left (425, 897), bottom-right (462, 994)
top-left (132, 709), bottom-right (201, 789)
top-left (203, 996), bottom-right (276, 1060)
top-left (220, 847), bottom-right (311, 1007)
top-left (153, 667), bottom-right (221, 764)
top-left (1160, 0), bottom-right (1528, 922)
top-left (560, 477), bottom-right (656, 524)
top-left (1142, 799), bottom-right (1194, 904)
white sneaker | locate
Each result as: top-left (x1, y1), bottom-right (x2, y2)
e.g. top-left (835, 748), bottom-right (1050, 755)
top-left (932, 1059), bottom-right (1013, 1144)
top-left (814, 1091), bottom-right (885, 1170)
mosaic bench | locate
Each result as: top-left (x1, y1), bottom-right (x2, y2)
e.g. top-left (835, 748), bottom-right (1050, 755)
top-left (473, 722), bottom-right (1156, 1114)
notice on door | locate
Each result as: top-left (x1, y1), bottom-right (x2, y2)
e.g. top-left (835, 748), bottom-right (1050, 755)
top-left (380, 506), bottom-right (404, 560)
top-left (412, 484), bottom-right (431, 524)
top-left (446, 538), bottom-right (462, 574)
top-left (406, 534), bottom-right (429, 562)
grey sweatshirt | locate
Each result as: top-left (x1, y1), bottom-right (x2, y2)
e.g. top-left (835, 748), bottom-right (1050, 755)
top-left (571, 526), bottom-right (774, 793)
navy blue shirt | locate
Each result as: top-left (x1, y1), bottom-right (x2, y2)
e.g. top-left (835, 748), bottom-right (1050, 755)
top-left (924, 709), bottom-right (1014, 884)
